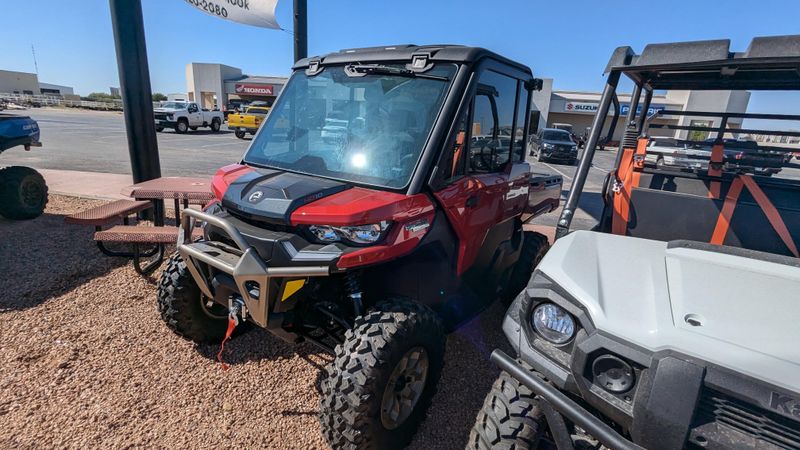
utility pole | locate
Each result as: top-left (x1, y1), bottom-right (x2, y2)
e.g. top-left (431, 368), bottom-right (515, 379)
top-left (31, 45), bottom-right (39, 75)
top-left (293, 0), bottom-right (307, 62)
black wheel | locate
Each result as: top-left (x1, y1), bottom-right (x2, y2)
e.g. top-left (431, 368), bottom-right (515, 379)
top-left (468, 371), bottom-right (544, 450)
top-left (234, 130), bottom-right (246, 139)
top-left (210, 118), bottom-right (221, 132)
top-left (156, 252), bottom-right (230, 343)
top-left (175, 119), bottom-right (189, 134)
top-left (500, 231), bottom-right (549, 305)
top-left (319, 299), bottom-right (445, 450)
top-left (189, 126), bottom-right (198, 131)
top-left (156, 126), bottom-right (164, 132)
top-left (570, 158), bottom-right (578, 166)
top-left (0, 166), bottom-right (48, 220)
top-left (656, 156), bottom-right (665, 169)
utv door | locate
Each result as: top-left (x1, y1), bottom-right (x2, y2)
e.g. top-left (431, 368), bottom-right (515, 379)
top-left (434, 69), bottom-right (530, 295)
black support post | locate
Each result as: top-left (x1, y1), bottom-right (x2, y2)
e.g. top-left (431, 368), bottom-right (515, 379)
top-left (555, 71), bottom-right (621, 239)
top-left (293, 0), bottom-right (308, 62)
top-left (109, 0), bottom-right (161, 184)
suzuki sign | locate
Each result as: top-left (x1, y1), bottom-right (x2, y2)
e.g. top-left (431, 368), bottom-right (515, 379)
top-left (235, 84), bottom-right (274, 96)
top-left (564, 102), bottom-right (599, 113)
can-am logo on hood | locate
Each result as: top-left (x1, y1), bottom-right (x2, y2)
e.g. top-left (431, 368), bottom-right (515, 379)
top-left (248, 190), bottom-right (264, 203)
top-left (235, 83), bottom-right (273, 96)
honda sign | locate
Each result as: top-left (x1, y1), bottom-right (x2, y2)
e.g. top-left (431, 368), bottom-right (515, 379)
top-left (235, 84), bottom-right (274, 96)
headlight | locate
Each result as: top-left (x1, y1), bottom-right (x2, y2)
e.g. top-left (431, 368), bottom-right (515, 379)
top-left (167, 114), bottom-right (174, 120)
top-left (308, 221), bottom-right (390, 245)
top-left (532, 303), bottom-right (575, 344)
top-left (543, 143), bottom-right (554, 149)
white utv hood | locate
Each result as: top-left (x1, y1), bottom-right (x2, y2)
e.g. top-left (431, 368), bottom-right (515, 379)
top-left (538, 231), bottom-right (800, 392)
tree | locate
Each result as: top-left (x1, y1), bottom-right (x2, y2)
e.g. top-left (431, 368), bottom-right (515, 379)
top-left (152, 92), bottom-right (167, 102)
top-left (86, 92), bottom-right (121, 102)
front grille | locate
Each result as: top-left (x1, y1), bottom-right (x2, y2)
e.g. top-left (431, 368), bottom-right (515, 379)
top-left (154, 113), bottom-right (168, 120)
top-left (693, 388), bottom-right (800, 449)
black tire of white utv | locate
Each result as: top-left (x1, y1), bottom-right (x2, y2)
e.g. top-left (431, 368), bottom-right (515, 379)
top-left (175, 119), bottom-right (189, 134)
top-left (468, 371), bottom-right (544, 450)
top-left (0, 166), bottom-right (48, 220)
top-left (500, 231), bottom-right (549, 305)
top-left (210, 118), bottom-right (221, 132)
top-left (319, 300), bottom-right (446, 450)
top-left (156, 252), bottom-right (229, 343)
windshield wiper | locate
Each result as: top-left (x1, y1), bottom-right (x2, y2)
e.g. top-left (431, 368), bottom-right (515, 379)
top-left (345, 64), bottom-right (449, 81)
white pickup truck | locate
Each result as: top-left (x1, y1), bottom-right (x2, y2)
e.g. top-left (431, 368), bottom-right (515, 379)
top-left (154, 101), bottom-right (224, 134)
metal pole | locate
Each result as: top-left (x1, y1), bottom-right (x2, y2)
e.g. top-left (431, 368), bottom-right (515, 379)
top-left (109, 0), bottom-right (163, 223)
top-left (555, 71), bottom-right (621, 239)
top-left (293, 0), bottom-right (308, 62)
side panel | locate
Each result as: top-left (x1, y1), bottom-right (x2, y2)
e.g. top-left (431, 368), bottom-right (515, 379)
top-left (434, 171), bottom-right (512, 274)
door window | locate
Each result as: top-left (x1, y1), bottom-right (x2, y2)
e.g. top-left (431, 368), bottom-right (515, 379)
top-left (468, 70), bottom-right (519, 173)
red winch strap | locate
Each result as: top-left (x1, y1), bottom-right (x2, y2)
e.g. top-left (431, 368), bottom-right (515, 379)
top-left (216, 316), bottom-right (238, 371)
top-left (710, 175), bottom-right (799, 258)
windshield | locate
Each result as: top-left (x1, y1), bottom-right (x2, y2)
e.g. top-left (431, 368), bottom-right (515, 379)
top-left (160, 102), bottom-right (187, 109)
top-left (542, 130), bottom-right (573, 141)
top-left (243, 64), bottom-right (455, 189)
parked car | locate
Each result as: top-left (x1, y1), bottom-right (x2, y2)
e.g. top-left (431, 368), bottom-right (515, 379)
top-left (470, 35), bottom-right (800, 450)
top-left (644, 137), bottom-right (786, 176)
top-left (0, 114), bottom-right (47, 219)
top-left (154, 101), bottom-right (224, 134)
top-left (227, 106), bottom-right (271, 139)
top-left (530, 128), bottom-right (578, 164)
top-left (155, 45), bottom-right (563, 450)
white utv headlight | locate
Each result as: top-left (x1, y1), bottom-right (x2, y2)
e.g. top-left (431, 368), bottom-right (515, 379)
top-left (532, 303), bottom-right (575, 344)
top-left (308, 221), bottom-right (390, 245)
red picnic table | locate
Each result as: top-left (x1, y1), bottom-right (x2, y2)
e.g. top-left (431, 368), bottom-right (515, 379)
top-left (121, 176), bottom-right (214, 226)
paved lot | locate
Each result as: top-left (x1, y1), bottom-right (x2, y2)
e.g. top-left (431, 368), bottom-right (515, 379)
top-left (2, 108), bottom-right (250, 176)
top-left (4, 107), bottom-right (613, 231)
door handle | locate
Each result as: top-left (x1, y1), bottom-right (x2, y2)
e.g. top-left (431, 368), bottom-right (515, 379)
top-left (465, 195), bottom-right (479, 208)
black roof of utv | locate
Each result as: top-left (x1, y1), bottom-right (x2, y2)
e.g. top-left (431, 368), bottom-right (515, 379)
top-left (605, 34), bottom-right (800, 90)
top-left (293, 44), bottom-right (532, 76)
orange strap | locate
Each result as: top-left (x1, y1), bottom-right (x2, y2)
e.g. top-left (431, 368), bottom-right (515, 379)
top-left (451, 131), bottom-right (465, 176)
top-left (708, 144), bottom-right (725, 177)
top-left (710, 175), bottom-right (799, 257)
top-left (707, 143), bottom-right (725, 199)
top-left (216, 316), bottom-right (238, 371)
top-left (612, 138), bottom-right (648, 235)
top-left (710, 177), bottom-right (743, 245)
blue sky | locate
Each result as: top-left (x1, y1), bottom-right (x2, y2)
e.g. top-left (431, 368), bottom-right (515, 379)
top-left (1, 0), bottom-right (799, 117)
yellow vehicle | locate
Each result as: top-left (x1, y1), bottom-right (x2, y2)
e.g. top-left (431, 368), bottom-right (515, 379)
top-left (227, 106), bottom-right (270, 139)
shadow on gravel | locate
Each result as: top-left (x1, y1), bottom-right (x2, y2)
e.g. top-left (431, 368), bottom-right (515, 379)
top-left (195, 327), bottom-right (332, 387)
top-left (410, 301), bottom-right (514, 450)
top-left (0, 209), bottom-right (127, 312)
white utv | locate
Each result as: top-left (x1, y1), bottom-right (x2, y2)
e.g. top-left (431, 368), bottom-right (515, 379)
top-left (154, 101), bottom-right (224, 134)
top-left (470, 35), bottom-right (800, 450)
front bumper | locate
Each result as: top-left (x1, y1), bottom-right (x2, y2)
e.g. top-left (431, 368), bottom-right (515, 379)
top-left (177, 208), bottom-right (330, 328)
top-left (492, 350), bottom-right (643, 450)
top-left (155, 119), bottom-right (178, 127)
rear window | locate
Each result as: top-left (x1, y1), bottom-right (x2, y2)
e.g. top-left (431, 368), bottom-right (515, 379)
top-left (542, 130), bottom-right (572, 141)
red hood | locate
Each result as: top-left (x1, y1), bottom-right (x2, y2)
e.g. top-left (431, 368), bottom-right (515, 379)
top-left (290, 187), bottom-right (434, 226)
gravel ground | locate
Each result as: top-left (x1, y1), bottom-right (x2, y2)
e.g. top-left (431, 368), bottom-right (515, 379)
top-left (0, 195), bottom-right (512, 449)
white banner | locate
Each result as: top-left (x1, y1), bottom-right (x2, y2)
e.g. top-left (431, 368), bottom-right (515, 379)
top-left (184, 0), bottom-right (280, 29)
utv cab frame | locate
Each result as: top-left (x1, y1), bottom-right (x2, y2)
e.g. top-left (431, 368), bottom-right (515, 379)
top-left (471, 35), bottom-right (800, 450)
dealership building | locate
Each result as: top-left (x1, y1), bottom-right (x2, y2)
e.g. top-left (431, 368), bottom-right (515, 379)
top-left (0, 69), bottom-right (76, 98)
top-left (533, 80), bottom-right (751, 141)
top-left (185, 63), bottom-right (287, 110)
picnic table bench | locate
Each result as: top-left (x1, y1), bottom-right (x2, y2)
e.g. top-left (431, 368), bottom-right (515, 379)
top-left (65, 177), bottom-right (213, 275)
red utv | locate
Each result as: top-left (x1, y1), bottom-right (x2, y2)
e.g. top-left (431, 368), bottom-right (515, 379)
top-left (155, 45), bottom-right (562, 449)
